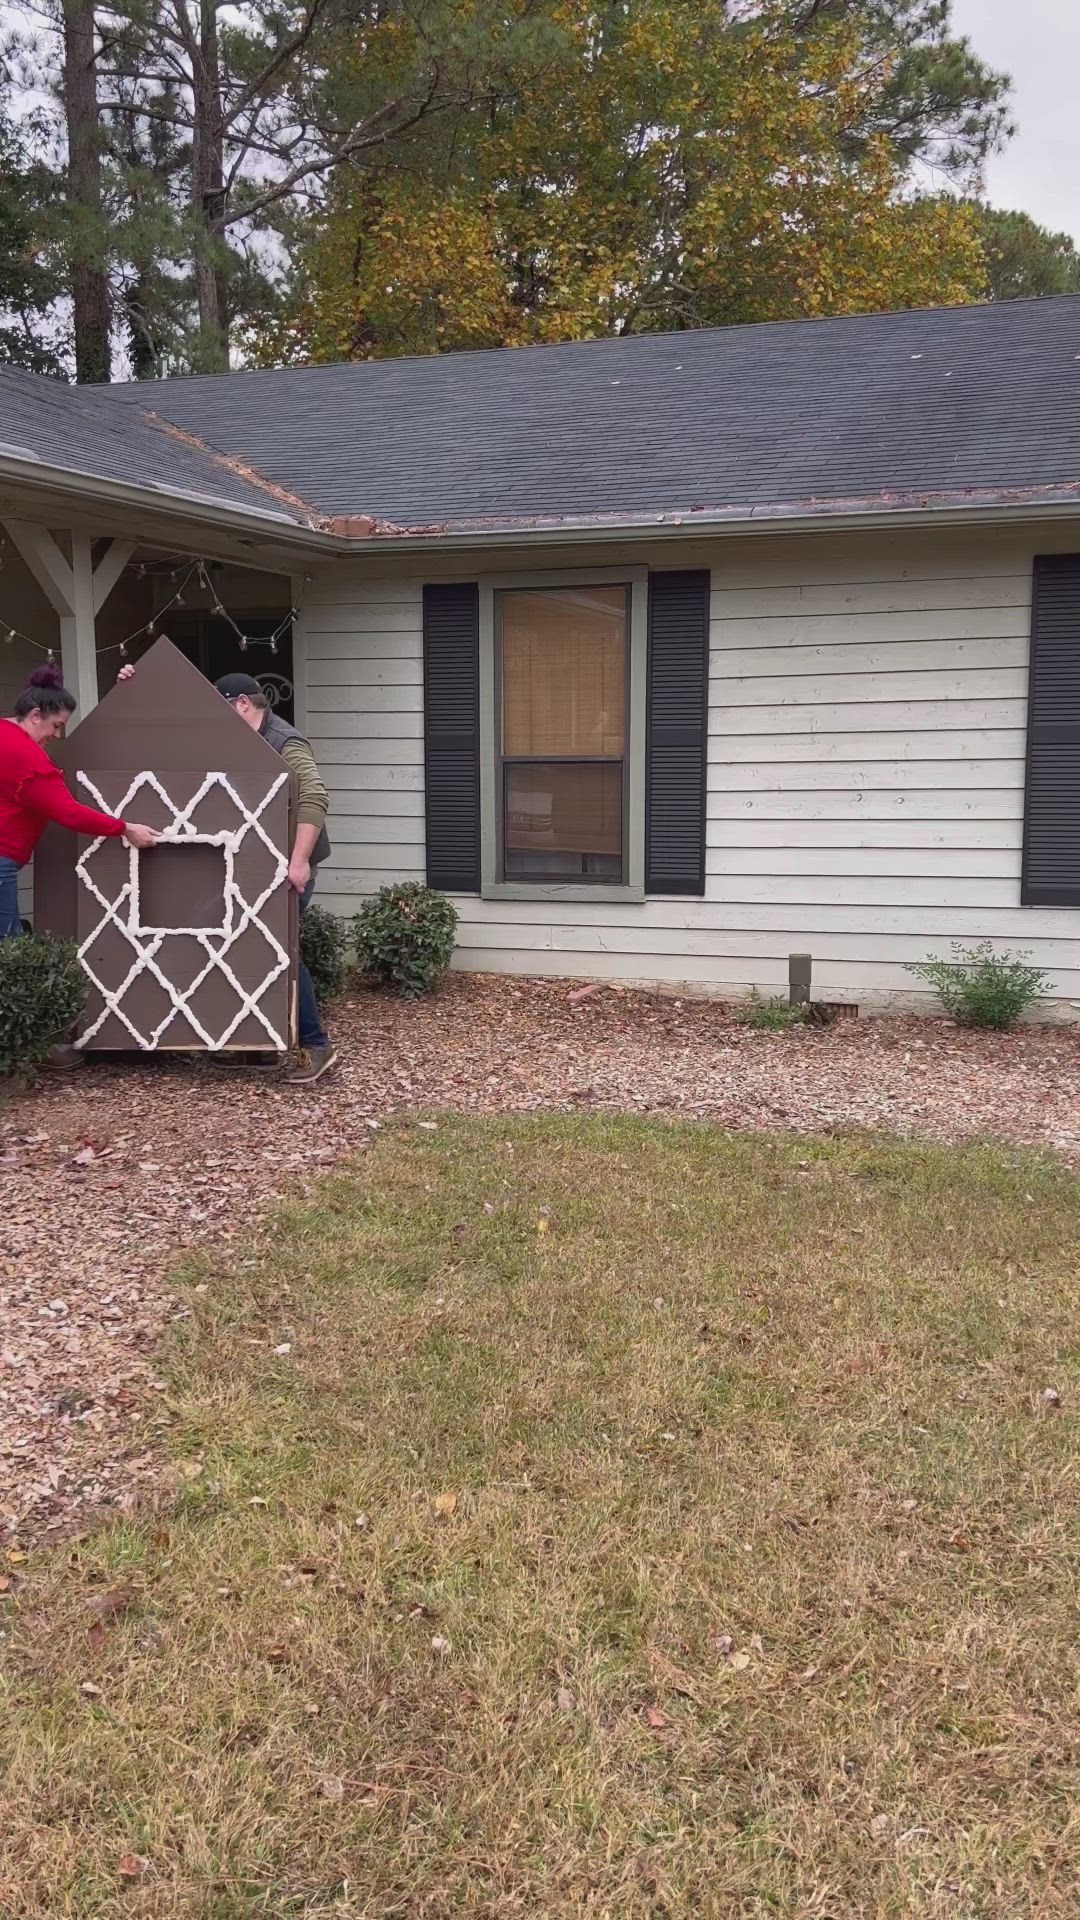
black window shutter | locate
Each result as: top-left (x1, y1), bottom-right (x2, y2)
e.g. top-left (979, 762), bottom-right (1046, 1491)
top-left (1022, 556), bottom-right (1080, 907)
top-left (423, 583), bottom-right (481, 892)
top-left (646, 570), bottom-right (709, 895)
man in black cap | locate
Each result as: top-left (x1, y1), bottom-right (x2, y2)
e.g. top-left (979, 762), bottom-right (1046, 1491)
top-left (216, 673), bottom-right (337, 1084)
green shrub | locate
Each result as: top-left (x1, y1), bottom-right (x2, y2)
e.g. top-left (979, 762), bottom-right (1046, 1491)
top-left (908, 942), bottom-right (1050, 1030)
top-left (353, 882), bottom-right (458, 998)
top-left (300, 903), bottom-right (349, 1005)
top-left (735, 990), bottom-right (808, 1032)
top-left (0, 934), bottom-right (86, 1079)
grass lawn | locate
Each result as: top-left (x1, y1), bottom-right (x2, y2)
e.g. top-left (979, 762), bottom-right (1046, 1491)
top-left (3, 1116), bottom-right (1080, 1919)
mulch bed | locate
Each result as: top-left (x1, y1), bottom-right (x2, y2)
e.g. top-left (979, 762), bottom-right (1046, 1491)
top-left (3, 972), bottom-right (1080, 1546)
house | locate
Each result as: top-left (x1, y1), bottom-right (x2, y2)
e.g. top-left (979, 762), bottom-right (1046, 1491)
top-left (1, 293), bottom-right (1080, 1013)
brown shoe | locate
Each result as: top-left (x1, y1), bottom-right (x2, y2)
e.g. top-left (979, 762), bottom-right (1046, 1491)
top-left (284, 1045), bottom-right (338, 1086)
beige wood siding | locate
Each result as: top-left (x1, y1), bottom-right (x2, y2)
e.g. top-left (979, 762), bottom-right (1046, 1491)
top-left (299, 522), bottom-right (1080, 1013)
top-left (299, 578), bottom-right (427, 902)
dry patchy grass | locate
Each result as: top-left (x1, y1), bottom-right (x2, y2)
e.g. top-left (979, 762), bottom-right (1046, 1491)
top-left (3, 1117), bottom-right (1080, 1918)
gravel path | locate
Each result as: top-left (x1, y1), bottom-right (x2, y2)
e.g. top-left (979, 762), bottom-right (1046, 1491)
top-left (3, 973), bottom-right (1080, 1544)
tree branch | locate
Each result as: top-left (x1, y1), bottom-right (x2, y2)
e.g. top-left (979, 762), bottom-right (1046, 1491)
top-left (219, 74), bottom-right (449, 229)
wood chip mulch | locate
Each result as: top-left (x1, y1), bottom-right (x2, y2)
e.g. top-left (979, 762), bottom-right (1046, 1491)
top-left (3, 973), bottom-right (1080, 1546)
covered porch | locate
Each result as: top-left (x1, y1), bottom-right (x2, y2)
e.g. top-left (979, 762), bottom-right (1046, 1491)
top-left (0, 474), bottom-right (318, 926)
top-left (0, 532), bottom-right (299, 723)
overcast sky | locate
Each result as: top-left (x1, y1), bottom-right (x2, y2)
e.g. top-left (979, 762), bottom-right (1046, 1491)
top-left (949, 0), bottom-right (1080, 243)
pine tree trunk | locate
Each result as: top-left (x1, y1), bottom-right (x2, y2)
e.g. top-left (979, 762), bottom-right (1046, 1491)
top-left (62, 0), bottom-right (110, 383)
top-left (191, 0), bottom-right (229, 371)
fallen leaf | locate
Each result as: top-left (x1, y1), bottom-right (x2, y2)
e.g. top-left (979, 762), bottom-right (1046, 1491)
top-left (645, 1706), bottom-right (671, 1729)
top-left (73, 1147), bottom-right (96, 1167)
top-left (79, 1680), bottom-right (102, 1697)
top-left (273, 1342), bottom-right (292, 1357)
top-left (118, 1853), bottom-right (147, 1880)
top-left (431, 1634), bottom-right (451, 1657)
top-left (1043, 1386), bottom-right (1062, 1409)
top-left (354, 1513), bottom-right (369, 1530)
top-left (87, 1586), bottom-right (135, 1621)
top-left (556, 1686), bottom-right (575, 1712)
top-left (727, 1650), bottom-right (752, 1672)
top-left (265, 1645), bottom-right (289, 1666)
top-left (7, 1551), bottom-right (27, 1566)
top-left (87, 1620), bottom-right (108, 1654)
top-left (433, 1491), bottom-right (458, 1518)
top-left (869, 1814), bottom-right (890, 1837)
top-left (713, 1633), bottom-right (734, 1657)
top-left (248, 1496), bottom-right (269, 1508)
top-left (317, 1773), bottom-right (345, 1802)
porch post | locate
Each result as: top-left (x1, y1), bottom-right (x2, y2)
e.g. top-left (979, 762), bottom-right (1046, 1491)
top-left (1, 523), bottom-right (135, 720)
top-left (59, 533), bottom-right (99, 716)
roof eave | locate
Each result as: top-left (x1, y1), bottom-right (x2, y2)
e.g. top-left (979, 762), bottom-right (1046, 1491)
top-left (2, 451), bottom-right (1080, 559)
top-left (362, 488), bottom-right (1080, 551)
top-left (0, 449), bottom-right (338, 555)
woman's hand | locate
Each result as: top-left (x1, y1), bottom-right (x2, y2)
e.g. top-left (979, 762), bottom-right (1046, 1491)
top-left (117, 664), bottom-right (136, 683)
top-left (123, 823), bottom-right (160, 849)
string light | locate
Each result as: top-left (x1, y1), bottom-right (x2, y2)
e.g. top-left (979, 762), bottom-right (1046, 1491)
top-left (0, 554), bottom-right (296, 665)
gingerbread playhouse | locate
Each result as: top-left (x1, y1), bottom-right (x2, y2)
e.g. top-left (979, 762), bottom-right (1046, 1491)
top-left (34, 638), bottom-right (298, 1053)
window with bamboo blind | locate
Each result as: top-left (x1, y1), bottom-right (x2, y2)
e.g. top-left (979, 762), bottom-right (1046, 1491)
top-left (497, 585), bottom-right (629, 881)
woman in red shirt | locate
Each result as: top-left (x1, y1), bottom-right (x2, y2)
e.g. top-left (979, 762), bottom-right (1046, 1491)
top-left (0, 665), bottom-right (158, 938)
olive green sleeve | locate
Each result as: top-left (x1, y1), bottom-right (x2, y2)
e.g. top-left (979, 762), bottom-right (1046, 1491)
top-left (278, 735), bottom-right (329, 832)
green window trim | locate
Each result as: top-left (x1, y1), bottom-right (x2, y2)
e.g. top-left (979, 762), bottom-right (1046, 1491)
top-left (478, 568), bottom-right (648, 904)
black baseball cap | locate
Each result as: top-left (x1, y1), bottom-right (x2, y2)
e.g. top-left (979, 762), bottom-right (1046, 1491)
top-left (215, 672), bottom-right (263, 700)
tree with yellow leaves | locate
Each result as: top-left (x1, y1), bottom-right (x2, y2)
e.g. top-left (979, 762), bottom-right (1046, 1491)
top-left (252, 0), bottom-right (988, 365)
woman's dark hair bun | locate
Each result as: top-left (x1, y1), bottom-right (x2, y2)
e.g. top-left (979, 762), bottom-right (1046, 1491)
top-left (28, 663), bottom-right (65, 690)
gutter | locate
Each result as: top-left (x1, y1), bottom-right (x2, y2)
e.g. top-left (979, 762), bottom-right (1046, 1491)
top-left (2, 447), bottom-right (1080, 561)
top-left (339, 493), bottom-right (1080, 553)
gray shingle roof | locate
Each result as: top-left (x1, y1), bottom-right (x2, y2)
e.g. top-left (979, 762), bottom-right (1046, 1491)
top-left (4, 296), bottom-right (1080, 534)
top-left (0, 364), bottom-right (309, 522)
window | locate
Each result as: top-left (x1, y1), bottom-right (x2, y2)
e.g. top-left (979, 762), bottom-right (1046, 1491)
top-left (131, 840), bottom-right (230, 936)
top-left (497, 585), bottom-right (629, 883)
top-left (423, 568), bottom-right (708, 902)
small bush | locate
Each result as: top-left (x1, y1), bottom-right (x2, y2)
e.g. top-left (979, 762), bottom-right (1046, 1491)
top-left (300, 904), bottom-right (349, 1005)
top-left (908, 941), bottom-right (1050, 1030)
top-left (0, 934), bottom-right (86, 1079)
top-left (353, 882), bottom-right (458, 998)
top-left (736, 990), bottom-right (808, 1032)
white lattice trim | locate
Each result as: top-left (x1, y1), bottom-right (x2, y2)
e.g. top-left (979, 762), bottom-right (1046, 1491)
top-left (74, 769), bottom-right (291, 1050)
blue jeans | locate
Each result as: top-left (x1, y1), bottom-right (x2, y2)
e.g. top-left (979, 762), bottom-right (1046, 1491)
top-left (0, 856), bottom-right (23, 938)
top-left (298, 874), bottom-right (329, 1051)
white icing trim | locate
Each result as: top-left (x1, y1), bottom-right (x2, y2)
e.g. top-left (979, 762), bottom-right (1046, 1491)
top-left (74, 768), bottom-right (291, 1051)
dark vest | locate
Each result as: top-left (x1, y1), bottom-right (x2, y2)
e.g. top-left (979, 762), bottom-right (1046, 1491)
top-left (260, 711), bottom-right (331, 867)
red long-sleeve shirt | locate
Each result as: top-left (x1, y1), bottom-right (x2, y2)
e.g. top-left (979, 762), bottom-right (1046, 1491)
top-left (0, 718), bottom-right (127, 864)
